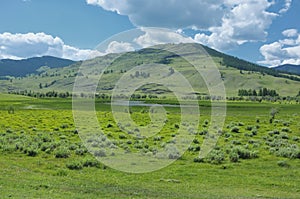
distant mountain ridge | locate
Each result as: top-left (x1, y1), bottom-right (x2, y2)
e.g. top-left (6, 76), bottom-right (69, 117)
top-left (0, 56), bottom-right (75, 77)
top-left (273, 64), bottom-right (300, 75)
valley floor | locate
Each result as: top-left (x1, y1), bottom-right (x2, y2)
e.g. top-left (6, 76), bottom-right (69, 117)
top-left (0, 95), bottom-right (299, 198)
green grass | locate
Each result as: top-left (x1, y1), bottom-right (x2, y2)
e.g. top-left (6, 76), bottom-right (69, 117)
top-left (0, 94), bottom-right (299, 198)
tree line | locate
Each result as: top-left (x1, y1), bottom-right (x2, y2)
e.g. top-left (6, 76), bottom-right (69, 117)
top-left (238, 88), bottom-right (279, 97)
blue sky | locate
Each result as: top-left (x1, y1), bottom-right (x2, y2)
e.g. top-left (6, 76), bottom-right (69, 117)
top-left (0, 0), bottom-right (299, 66)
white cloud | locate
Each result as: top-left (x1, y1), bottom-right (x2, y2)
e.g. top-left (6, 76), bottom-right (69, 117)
top-left (259, 29), bottom-right (300, 66)
top-left (86, 0), bottom-right (226, 29)
top-left (87, 0), bottom-right (292, 51)
top-left (0, 32), bottom-right (101, 61)
top-left (134, 28), bottom-right (194, 48)
top-left (105, 41), bottom-right (135, 54)
top-left (195, 0), bottom-right (277, 50)
top-left (282, 29), bottom-right (298, 37)
top-left (279, 0), bottom-right (292, 14)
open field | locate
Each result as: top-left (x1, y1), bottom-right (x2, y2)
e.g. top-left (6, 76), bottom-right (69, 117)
top-left (0, 94), bottom-right (299, 198)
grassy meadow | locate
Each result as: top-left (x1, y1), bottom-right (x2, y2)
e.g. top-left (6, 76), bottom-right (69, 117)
top-left (0, 93), bottom-right (299, 198)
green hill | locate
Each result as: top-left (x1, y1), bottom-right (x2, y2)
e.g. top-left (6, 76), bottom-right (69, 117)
top-left (1, 43), bottom-right (300, 97)
top-left (0, 56), bottom-right (75, 77)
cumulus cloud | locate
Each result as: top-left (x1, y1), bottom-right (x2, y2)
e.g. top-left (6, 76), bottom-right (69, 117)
top-left (259, 29), bottom-right (300, 66)
top-left (87, 0), bottom-right (293, 51)
top-left (279, 0), bottom-right (292, 14)
top-left (194, 0), bottom-right (277, 50)
top-left (86, 0), bottom-right (225, 29)
top-left (105, 41), bottom-right (135, 54)
top-left (134, 28), bottom-right (194, 48)
top-left (0, 32), bottom-right (101, 61)
top-left (282, 29), bottom-right (298, 37)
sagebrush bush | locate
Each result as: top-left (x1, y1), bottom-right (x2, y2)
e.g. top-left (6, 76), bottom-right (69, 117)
top-left (229, 151), bottom-right (239, 162)
top-left (55, 147), bottom-right (70, 158)
top-left (251, 129), bottom-right (258, 136)
top-left (231, 140), bottom-right (242, 145)
top-left (292, 136), bottom-right (299, 142)
top-left (246, 126), bottom-right (253, 131)
top-left (281, 133), bottom-right (289, 140)
top-left (75, 148), bottom-right (87, 156)
top-left (68, 144), bottom-right (77, 151)
top-left (188, 145), bottom-right (200, 152)
top-left (82, 158), bottom-right (100, 168)
top-left (281, 127), bottom-right (290, 133)
top-left (238, 122), bottom-right (244, 126)
top-left (27, 147), bottom-right (38, 157)
top-left (193, 157), bottom-right (204, 163)
top-left (94, 149), bottom-right (106, 157)
top-left (231, 146), bottom-right (258, 159)
top-left (206, 149), bottom-right (225, 164)
top-left (153, 136), bottom-right (162, 141)
top-left (119, 134), bottom-right (127, 139)
top-left (231, 126), bottom-right (240, 133)
top-left (165, 145), bottom-right (180, 159)
top-left (277, 160), bottom-right (290, 168)
top-left (275, 145), bottom-right (300, 159)
top-left (66, 161), bottom-right (83, 170)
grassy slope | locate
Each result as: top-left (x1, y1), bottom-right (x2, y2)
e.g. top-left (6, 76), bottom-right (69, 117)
top-left (1, 44), bottom-right (300, 96)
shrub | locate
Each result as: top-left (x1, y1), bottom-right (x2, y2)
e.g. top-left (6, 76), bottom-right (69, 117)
top-left (27, 148), bottom-right (38, 157)
top-left (41, 135), bottom-right (52, 142)
top-left (206, 149), bottom-right (225, 164)
top-left (188, 145), bottom-right (200, 152)
top-left (60, 124), bottom-right (69, 129)
top-left (41, 143), bottom-right (51, 152)
top-left (246, 126), bottom-right (253, 131)
top-left (193, 139), bottom-right (200, 144)
top-left (251, 129), bottom-right (257, 136)
top-left (68, 144), bottom-right (77, 151)
top-left (75, 148), bottom-right (87, 156)
top-left (275, 145), bottom-right (300, 159)
top-left (282, 121), bottom-right (290, 126)
top-left (281, 133), bottom-right (289, 140)
top-left (107, 123), bottom-right (113, 128)
top-left (281, 127), bottom-right (290, 133)
top-left (292, 136), bottom-right (299, 142)
top-left (238, 122), bottom-right (244, 126)
top-left (277, 160), bottom-right (290, 168)
top-left (126, 140), bottom-right (132, 145)
top-left (6, 129), bottom-right (13, 134)
top-left (204, 120), bottom-right (209, 125)
top-left (231, 140), bottom-right (242, 145)
top-left (165, 145), bottom-right (180, 159)
top-left (82, 158), bottom-right (100, 168)
top-left (231, 146), bottom-right (258, 159)
top-left (153, 136), bottom-right (162, 141)
top-left (231, 126), bottom-right (240, 133)
top-left (193, 157), bottom-right (204, 163)
top-left (94, 149), bottom-right (106, 157)
top-left (268, 131), bottom-right (274, 136)
top-left (229, 151), bottom-right (239, 162)
top-left (224, 133), bottom-right (231, 138)
top-left (55, 148), bottom-right (70, 158)
top-left (66, 161), bottom-right (83, 170)
top-left (119, 134), bottom-right (127, 139)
